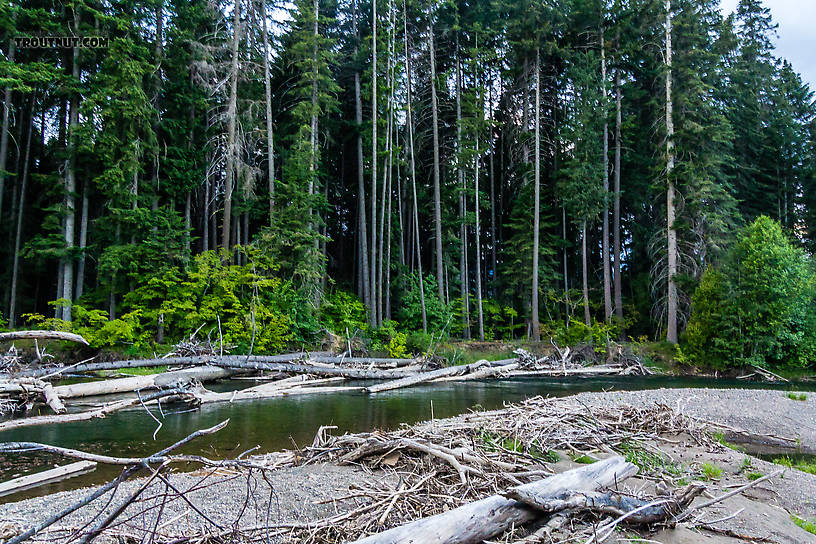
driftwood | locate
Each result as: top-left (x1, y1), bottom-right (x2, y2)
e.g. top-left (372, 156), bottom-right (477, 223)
top-left (40, 383), bottom-right (66, 414)
top-left (366, 360), bottom-right (518, 393)
top-left (0, 330), bottom-right (89, 346)
top-left (507, 482), bottom-right (705, 524)
top-left (351, 456), bottom-right (637, 544)
top-left (434, 362), bottom-right (520, 382)
top-left (0, 461), bottom-right (96, 498)
top-left (0, 387), bottom-right (196, 432)
top-left (51, 365), bottom-right (235, 399)
top-left (7, 354), bottom-right (414, 380)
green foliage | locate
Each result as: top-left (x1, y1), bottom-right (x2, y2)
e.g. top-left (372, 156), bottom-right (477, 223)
top-left (541, 318), bottom-right (620, 357)
top-left (791, 515), bottom-right (816, 535)
top-left (786, 392), bottom-right (808, 401)
top-left (398, 274), bottom-right (453, 332)
top-left (701, 462), bottom-right (723, 480)
top-left (619, 441), bottom-right (683, 476)
top-left (320, 289), bottom-right (367, 334)
top-left (684, 217), bottom-right (816, 369)
top-left (773, 456), bottom-right (816, 476)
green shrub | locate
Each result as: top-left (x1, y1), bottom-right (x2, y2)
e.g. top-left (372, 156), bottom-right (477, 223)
top-left (398, 273), bottom-right (453, 332)
top-left (406, 331), bottom-right (434, 355)
top-left (701, 462), bottom-right (723, 480)
top-left (684, 217), bottom-right (816, 370)
top-left (320, 289), bottom-right (367, 334)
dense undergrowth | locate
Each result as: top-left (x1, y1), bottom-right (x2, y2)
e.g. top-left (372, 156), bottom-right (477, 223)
top-left (2, 218), bottom-right (816, 374)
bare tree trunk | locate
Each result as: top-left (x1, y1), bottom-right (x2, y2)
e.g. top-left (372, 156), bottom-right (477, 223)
top-left (613, 56), bottom-right (623, 323)
top-left (221, 0), bottom-right (241, 250)
top-left (456, 43), bottom-right (470, 339)
top-left (203, 175), bottom-right (210, 252)
top-left (582, 219), bottom-right (590, 326)
top-left (404, 2), bottom-right (427, 331)
top-left (62, 16), bottom-right (80, 322)
top-left (75, 180), bottom-right (88, 299)
top-left (531, 49), bottom-right (541, 341)
top-left (310, 0), bottom-right (320, 301)
top-left (385, 149), bottom-right (393, 320)
top-left (354, 0), bottom-right (370, 310)
top-left (8, 102), bottom-right (33, 328)
top-left (488, 83), bottom-right (497, 296)
top-left (601, 16), bottom-right (612, 323)
top-left (184, 190), bottom-right (191, 255)
top-left (562, 206), bottom-right (569, 326)
top-left (474, 38), bottom-right (484, 341)
top-left (369, 0), bottom-right (379, 327)
top-left (665, 0), bottom-right (678, 344)
top-left (428, 9), bottom-right (444, 302)
top-left (260, 0), bottom-right (275, 224)
top-left (0, 33), bottom-right (14, 219)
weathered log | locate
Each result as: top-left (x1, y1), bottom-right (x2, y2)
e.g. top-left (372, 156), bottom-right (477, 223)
top-left (0, 330), bottom-right (89, 345)
top-left (214, 359), bottom-right (416, 380)
top-left (193, 377), bottom-right (354, 403)
top-left (51, 366), bottom-right (234, 399)
top-left (507, 366), bottom-right (627, 377)
top-left (9, 354), bottom-right (412, 380)
top-left (351, 456), bottom-right (637, 544)
top-left (0, 387), bottom-right (195, 432)
top-left (433, 363), bottom-right (520, 383)
top-left (40, 383), bottom-right (66, 414)
top-left (366, 360), bottom-right (496, 393)
top-left (0, 461), bottom-right (96, 498)
top-left (506, 483), bottom-right (705, 525)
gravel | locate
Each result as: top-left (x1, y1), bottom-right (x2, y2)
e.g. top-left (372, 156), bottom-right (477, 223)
top-left (2, 387), bottom-right (816, 542)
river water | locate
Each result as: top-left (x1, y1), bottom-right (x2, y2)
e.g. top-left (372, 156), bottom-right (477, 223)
top-left (0, 375), bottom-right (809, 501)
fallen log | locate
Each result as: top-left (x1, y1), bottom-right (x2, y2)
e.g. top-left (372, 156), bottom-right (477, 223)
top-left (40, 383), bottom-right (66, 414)
top-left (506, 483), bottom-right (705, 525)
top-left (51, 365), bottom-right (235, 399)
top-left (8, 354), bottom-right (411, 380)
top-left (433, 363), bottom-right (520, 383)
top-left (0, 330), bottom-right (89, 346)
top-left (0, 461), bottom-right (97, 498)
top-left (193, 377), bottom-right (354, 403)
top-left (0, 387), bottom-right (195, 432)
top-left (507, 366), bottom-right (628, 377)
top-left (213, 359), bottom-right (416, 380)
top-left (350, 455), bottom-right (637, 544)
top-left (366, 360), bottom-right (498, 393)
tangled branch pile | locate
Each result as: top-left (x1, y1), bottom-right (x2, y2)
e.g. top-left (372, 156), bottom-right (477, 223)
top-left (2, 397), bottom-right (732, 544)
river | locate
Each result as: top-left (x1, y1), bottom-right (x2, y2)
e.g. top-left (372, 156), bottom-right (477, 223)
top-left (0, 374), bottom-right (810, 502)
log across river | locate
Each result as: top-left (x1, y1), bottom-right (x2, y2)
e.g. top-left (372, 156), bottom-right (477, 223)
top-left (0, 374), bottom-right (806, 502)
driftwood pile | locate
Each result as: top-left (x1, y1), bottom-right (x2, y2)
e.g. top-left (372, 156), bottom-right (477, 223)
top-left (0, 330), bottom-right (654, 429)
top-left (0, 397), bottom-right (781, 544)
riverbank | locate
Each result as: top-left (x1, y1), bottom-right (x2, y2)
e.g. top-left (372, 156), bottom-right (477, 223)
top-left (2, 387), bottom-right (816, 543)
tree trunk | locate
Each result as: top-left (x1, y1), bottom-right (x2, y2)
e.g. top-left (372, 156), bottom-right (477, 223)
top-left (353, 0), bottom-right (370, 310)
top-left (184, 190), bottom-right (191, 255)
top-left (531, 49), bottom-right (541, 341)
top-left (601, 17), bottom-right (612, 323)
top-left (665, 0), bottom-right (678, 344)
top-left (403, 6), bottom-right (427, 331)
top-left (488, 84), bottom-right (497, 296)
top-left (582, 219), bottom-right (590, 326)
top-left (369, 0), bottom-right (379, 327)
top-left (261, 0), bottom-right (275, 224)
top-left (62, 16), bottom-right (80, 322)
top-left (221, 0), bottom-right (241, 250)
top-left (0, 33), bottom-right (14, 220)
top-left (8, 102), bottom-right (33, 328)
top-left (613, 55), bottom-right (623, 323)
top-left (428, 12), bottom-right (444, 302)
top-left (75, 180), bottom-right (89, 299)
top-left (474, 39), bottom-right (484, 341)
top-left (456, 43), bottom-right (470, 339)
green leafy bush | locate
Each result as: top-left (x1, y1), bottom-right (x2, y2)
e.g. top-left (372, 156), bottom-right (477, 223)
top-left (320, 289), bottom-right (367, 334)
top-left (398, 273), bottom-right (453, 332)
top-left (27, 250), bottom-right (302, 354)
top-left (685, 217), bottom-right (816, 370)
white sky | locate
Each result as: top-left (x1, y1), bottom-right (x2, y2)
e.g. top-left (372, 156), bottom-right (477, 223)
top-left (719, 0), bottom-right (816, 88)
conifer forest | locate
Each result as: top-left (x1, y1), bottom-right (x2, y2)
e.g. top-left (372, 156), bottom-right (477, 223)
top-left (2, 0), bottom-right (816, 370)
